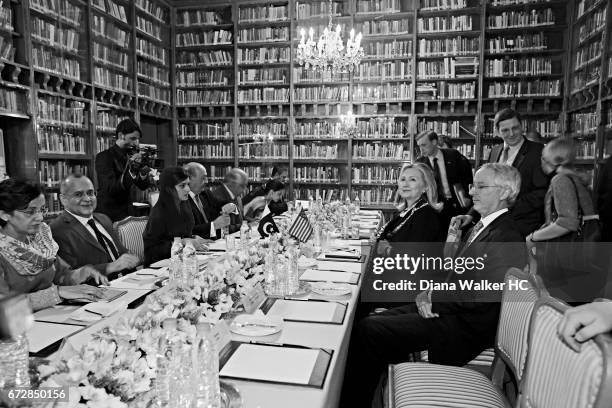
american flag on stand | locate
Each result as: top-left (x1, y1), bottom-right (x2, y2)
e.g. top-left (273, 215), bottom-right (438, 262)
top-left (288, 209), bottom-right (313, 242)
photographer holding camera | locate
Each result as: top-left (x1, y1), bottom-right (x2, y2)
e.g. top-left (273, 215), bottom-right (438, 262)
top-left (95, 119), bottom-right (152, 222)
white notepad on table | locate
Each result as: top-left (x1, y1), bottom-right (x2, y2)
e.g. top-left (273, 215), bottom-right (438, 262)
top-left (316, 260), bottom-right (362, 274)
top-left (266, 299), bottom-right (339, 323)
top-left (301, 269), bottom-right (358, 284)
top-left (220, 343), bottom-right (318, 385)
top-left (27, 321), bottom-right (82, 353)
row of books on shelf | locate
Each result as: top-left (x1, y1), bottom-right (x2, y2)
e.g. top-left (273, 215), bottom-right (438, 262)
top-left (0, 5), bottom-right (12, 31)
top-left (178, 144), bottom-right (234, 159)
top-left (483, 119), bottom-right (561, 139)
top-left (238, 47), bottom-right (289, 64)
top-left (177, 70), bottom-right (230, 87)
top-left (577, 7), bottom-right (606, 44)
top-left (416, 81), bottom-right (476, 99)
top-left (358, 20), bottom-right (411, 36)
top-left (176, 10), bottom-right (225, 27)
top-left (420, 0), bottom-right (467, 12)
top-left (294, 86), bottom-right (348, 102)
top-left (575, 140), bottom-right (597, 159)
top-left (238, 5), bottom-right (288, 23)
top-left (296, 1), bottom-right (344, 19)
top-left (136, 38), bottom-right (167, 65)
top-left (135, 0), bottom-right (169, 24)
top-left (486, 9), bottom-right (556, 29)
top-left (295, 69), bottom-right (349, 83)
top-left (237, 27), bottom-right (288, 43)
top-left (352, 187), bottom-right (393, 206)
top-left (30, 0), bottom-right (82, 26)
top-left (37, 96), bottom-right (87, 127)
top-left (353, 61), bottom-right (412, 81)
top-left (572, 112), bottom-right (598, 135)
top-left (31, 18), bottom-right (80, 54)
top-left (294, 165), bottom-right (340, 183)
top-left (0, 89), bottom-right (26, 113)
top-left (419, 37), bottom-right (479, 56)
top-left (138, 61), bottom-right (170, 86)
top-left (417, 58), bottom-right (479, 79)
top-left (177, 50), bottom-right (232, 68)
top-left (37, 130), bottom-right (86, 154)
top-left (208, 165), bottom-right (233, 180)
top-left (356, 0), bottom-right (403, 13)
top-left (238, 88), bottom-right (289, 104)
top-left (484, 57), bottom-right (553, 77)
top-left (44, 192), bottom-right (63, 215)
top-left (96, 111), bottom-right (130, 132)
top-left (364, 40), bottom-right (412, 59)
top-left (487, 33), bottom-right (548, 54)
top-left (137, 16), bottom-right (164, 42)
top-left (486, 79), bottom-right (561, 98)
top-left (293, 145), bottom-right (340, 160)
top-left (93, 15), bottom-right (129, 48)
top-left (239, 144), bottom-right (289, 159)
top-left (353, 83), bottom-right (413, 102)
top-left (352, 142), bottom-right (407, 160)
top-left (176, 90), bottom-right (231, 106)
top-left (94, 67), bottom-right (132, 92)
top-left (417, 120), bottom-right (463, 138)
top-left (97, 136), bottom-right (114, 153)
top-left (39, 161), bottom-right (88, 187)
top-left (352, 165), bottom-right (401, 185)
top-left (176, 31), bottom-right (232, 47)
top-left (0, 36), bottom-right (13, 61)
top-left (294, 188), bottom-right (349, 202)
top-left (571, 66), bottom-right (600, 92)
top-left (93, 43), bottom-right (129, 71)
top-left (417, 15), bottom-right (473, 33)
top-left (354, 120), bottom-right (406, 138)
top-left (239, 68), bottom-right (287, 84)
top-left (92, 0), bottom-right (127, 24)
top-left (576, 0), bottom-right (605, 20)
top-left (574, 40), bottom-right (601, 70)
top-left (240, 123), bottom-right (287, 137)
top-left (295, 122), bottom-right (346, 139)
top-left (178, 122), bottom-right (232, 139)
top-left (138, 83), bottom-right (170, 103)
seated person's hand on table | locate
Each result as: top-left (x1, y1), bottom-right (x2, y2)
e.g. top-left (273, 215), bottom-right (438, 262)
top-left (221, 203), bottom-right (238, 215)
top-left (70, 265), bottom-right (109, 286)
top-left (106, 253), bottom-right (141, 274)
top-left (58, 284), bottom-right (106, 302)
top-left (213, 214), bottom-right (231, 229)
top-left (376, 239), bottom-right (392, 256)
top-left (184, 236), bottom-right (209, 252)
top-left (558, 301), bottom-right (612, 351)
top-left (416, 290), bottom-right (439, 319)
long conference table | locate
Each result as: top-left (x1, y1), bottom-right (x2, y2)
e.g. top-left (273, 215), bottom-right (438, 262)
top-left (26, 212), bottom-right (381, 408)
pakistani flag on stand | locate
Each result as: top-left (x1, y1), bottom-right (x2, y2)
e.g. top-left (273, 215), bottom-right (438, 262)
top-left (258, 207), bottom-right (279, 238)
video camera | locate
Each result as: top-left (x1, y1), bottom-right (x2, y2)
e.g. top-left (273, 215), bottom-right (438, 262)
top-left (126, 143), bottom-right (162, 170)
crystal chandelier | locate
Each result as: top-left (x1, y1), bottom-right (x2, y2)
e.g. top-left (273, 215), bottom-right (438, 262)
top-left (296, 0), bottom-right (364, 74)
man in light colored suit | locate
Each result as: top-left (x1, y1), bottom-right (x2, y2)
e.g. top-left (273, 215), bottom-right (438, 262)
top-left (50, 174), bottom-right (140, 278)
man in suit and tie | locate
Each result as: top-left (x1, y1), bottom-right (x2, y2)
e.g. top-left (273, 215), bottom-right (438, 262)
top-left (457, 108), bottom-right (550, 237)
top-left (416, 130), bottom-right (473, 230)
top-left (350, 163), bottom-right (526, 406)
top-left (183, 162), bottom-right (230, 240)
top-left (95, 119), bottom-right (151, 222)
top-left (201, 168), bottom-right (249, 234)
top-left (50, 174), bottom-right (141, 279)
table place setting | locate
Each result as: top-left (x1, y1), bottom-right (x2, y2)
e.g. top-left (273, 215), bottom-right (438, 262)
top-left (229, 311), bottom-right (284, 337)
top-left (260, 298), bottom-right (348, 325)
top-left (300, 268), bottom-right (360, 285)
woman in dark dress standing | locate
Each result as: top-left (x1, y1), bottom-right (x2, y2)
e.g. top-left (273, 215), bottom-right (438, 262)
top-left (143, 167), bottom-right (207, 266)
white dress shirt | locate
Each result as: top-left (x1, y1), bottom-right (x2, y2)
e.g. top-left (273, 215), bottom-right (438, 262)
top-left (499, 139), bottom-right (524, 166)
top-left (470, 208), bottom-right (509, 243)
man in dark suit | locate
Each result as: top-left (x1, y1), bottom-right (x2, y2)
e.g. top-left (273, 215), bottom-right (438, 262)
top-left (50, 174), bottom-right (141, 278)
top-left (416, 130), bottom-right (473, 230)
top-left (201, 168), bottom-right (249, 234)
top-left (183, 162), bottom-right (230, 240)
top-left (457, 108), bottom-right (550, 237)
top-left (350, 163), bottom-right (526, 406)
top-left (95, 119), bottom-right (151, 222)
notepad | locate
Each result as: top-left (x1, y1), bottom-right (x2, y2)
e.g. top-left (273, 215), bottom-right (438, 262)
top-left (220, 343), bottom-right (319, 385)
top-left (266, 299), bottom-right (339, 323)
top-left (301, 269), bottom-right (358, 284)
top-left (207, 240), bottom-right (227, 251)
top-left (316, 260), bottom-right (362, 274)
top-left (27, 322), bottom-right (82, 353)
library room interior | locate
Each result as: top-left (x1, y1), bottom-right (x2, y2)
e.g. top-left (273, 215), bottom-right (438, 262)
top-left (2, 0), bottom-right (612, 407)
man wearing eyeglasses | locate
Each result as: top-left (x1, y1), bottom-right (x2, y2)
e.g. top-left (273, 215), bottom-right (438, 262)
top-left (50, 174), bottom-right (141, 279)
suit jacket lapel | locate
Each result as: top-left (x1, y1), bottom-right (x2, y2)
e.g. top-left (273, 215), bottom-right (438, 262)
top-left (512, 139), bottom-right (529, 169)
top-left (490, 145), bottom-right (502, 163)
top-left (62, 212), bottom-right (110, 258)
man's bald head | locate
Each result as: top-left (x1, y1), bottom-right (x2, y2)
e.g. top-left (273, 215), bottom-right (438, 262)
top-left (225, 168), bottom-right (248, 196)
top-left (183, 162), bottom-right (208, 195)
top-left (59, 173), bottom-right (97, 217)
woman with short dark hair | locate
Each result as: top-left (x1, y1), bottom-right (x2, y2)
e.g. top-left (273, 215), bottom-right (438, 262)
top-left (143, 167), bottom-right (208, 266)
top-left (242, 179), bottom-right (287, 220)
top-left (0, 179), bottom-right (107, 311)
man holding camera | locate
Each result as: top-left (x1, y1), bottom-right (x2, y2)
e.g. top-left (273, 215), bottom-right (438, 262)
top-left (95, 119), bottom-right (151, 222)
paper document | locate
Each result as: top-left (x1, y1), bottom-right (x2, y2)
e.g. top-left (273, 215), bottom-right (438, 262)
top-left (27, 322), bottom-right (81, 353)
top-left (267, 299), bottom-right (339, 323)
top-left (301, 269), bottom-right (357, 284)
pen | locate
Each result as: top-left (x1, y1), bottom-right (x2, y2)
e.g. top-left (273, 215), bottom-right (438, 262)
top-left (83, 308), bottom-right (104, 317)
top-left (248, 341), bottom-right (310, 349)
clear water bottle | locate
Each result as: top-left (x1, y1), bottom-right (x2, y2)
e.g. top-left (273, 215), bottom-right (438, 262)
top-left (286, 247), bottom-right (300, 295)
top-left (342, 207), bottom-right (352, 240)
top-left (240, 220), bottom-right (249, 247)
top-left (0, 334), bottom-right (30, 388)
top-left (353, 196), bottom-right (360, 215)
top-left (308, 196), bottom-right (314, 212)
top-left (182, 241), bottom-right (198, 284)
top-left (174, 342), bottom-right (194, 408)
top-left (313, 223), bottom-right (322, 253)
top-left (192, 323), bottom-right (221, 408)
top-left (170, 237), bottom-right (183, 285)
top-left (156, 319), bottom-right (178, 406)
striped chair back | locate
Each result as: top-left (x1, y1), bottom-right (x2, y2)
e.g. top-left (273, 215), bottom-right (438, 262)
top-left (518, 298), bottom-right (612, 408)
top-left (492, 267), bottom-right (547, 386)
top-left (113, 216), bottom-right (148, 261)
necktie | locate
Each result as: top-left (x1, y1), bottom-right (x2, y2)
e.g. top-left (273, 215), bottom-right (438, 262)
top-left (193, 195), bottom-right (208, 222)
top-left (87, 219), bottom-right (119, 261)
top-left (432, 158), bottom-right (445, 200)
top-left (465, 220), bottom-right (484, 245)
top-left (500, 146), bottom-right (510, 163)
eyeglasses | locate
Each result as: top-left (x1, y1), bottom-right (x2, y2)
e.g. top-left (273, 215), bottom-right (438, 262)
top-left (469, 184), bottom-right (500, 191)
top-left (66, 190), bottom-right (97, 199)
top-left (16, 206), bottom-right (48, 217)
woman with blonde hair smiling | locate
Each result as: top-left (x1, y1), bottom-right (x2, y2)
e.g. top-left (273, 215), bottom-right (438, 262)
top-left (375, 162), bottom-right (444, 257)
